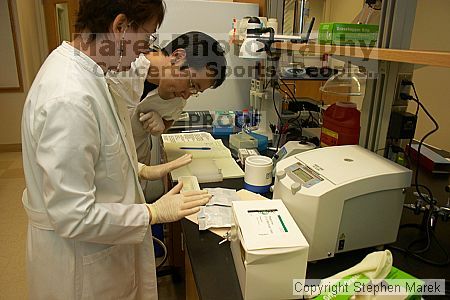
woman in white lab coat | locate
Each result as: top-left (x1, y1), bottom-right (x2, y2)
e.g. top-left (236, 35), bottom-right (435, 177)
top-left (21, 1), bottom-right (211, 299)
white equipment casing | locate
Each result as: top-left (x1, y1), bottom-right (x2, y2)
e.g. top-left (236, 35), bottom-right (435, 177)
top-left (273, 145), bottom-right (412, 261)
top-left (230, 200), bottom-right (309, 300)
top-left (272, 141), bottom-right (316, 167)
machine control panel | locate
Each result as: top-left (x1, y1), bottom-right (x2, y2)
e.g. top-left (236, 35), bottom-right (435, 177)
top-left (285, 162), bottom-right (323, 188)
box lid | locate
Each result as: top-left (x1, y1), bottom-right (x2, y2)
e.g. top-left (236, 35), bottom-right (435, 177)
top-left (232, 200), bottom-right (308, 251)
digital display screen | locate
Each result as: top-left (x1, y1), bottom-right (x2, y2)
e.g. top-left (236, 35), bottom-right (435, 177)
top-left (293, 167), bottom-right (314, 182)
top-left (277, 147), bottom-right (287, 160)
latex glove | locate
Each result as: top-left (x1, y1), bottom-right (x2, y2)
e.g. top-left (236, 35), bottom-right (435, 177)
top-left (147, 182), bottom-right (211, 224)
top-left (139, 111), bottom-right (165, 135)
top-left (139, 154), bottom-right (192, 180)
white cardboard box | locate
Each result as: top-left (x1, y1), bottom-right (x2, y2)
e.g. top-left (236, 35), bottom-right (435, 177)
top-left (231, 200), bottom-right (309, 299)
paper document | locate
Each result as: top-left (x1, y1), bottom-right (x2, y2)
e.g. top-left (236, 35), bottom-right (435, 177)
top-left (162, 132), bottom-right (214, 143)
top-left (162, 133), bottom-right (244, 181)
top-left (249, 210), bottom-right (289, 236)
top-left (184, 189), bottom-right (269, 237)
top-left (205, 188), bottom-right (240, 207)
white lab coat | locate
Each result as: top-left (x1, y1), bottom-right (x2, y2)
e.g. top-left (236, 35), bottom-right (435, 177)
top-left (21, 42), bottom-right (157, 299)
top-left (107, 55), bottom-right (186, 201)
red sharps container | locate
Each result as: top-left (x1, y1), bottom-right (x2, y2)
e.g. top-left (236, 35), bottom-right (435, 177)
top-left (320, 101), bottom-right (360, 147)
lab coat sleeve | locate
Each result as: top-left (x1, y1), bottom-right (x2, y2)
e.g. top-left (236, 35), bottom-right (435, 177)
top-left (169, 99), bottom-right (187, 121)
top-left (35, 97), bottom-right (149, 244)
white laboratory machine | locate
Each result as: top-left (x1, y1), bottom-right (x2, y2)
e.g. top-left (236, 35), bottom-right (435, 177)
top-left (273, 145), bottom-right (412, 261)
top-left (272, 140), bottom-right (316, 168)
top-left (230, 200), bottom-right (309, 300)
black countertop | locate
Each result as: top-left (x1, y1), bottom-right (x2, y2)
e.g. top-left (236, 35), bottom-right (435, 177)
top-left (181, 171), bottom-right (450, 300)
top-left (167, 132), bottom-right (450, 299)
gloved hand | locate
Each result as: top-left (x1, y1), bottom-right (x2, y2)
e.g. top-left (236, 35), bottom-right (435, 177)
top-left (147, 182), bottom-right (211, 224)
top-left (139, 111), bottom-right (165, 135)
top-left (139, 154), bottom-right (192, 180)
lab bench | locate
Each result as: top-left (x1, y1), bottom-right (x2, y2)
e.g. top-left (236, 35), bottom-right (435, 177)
top-left (161, 135), bottom-right (450, 299)
top-left (181, 178), bottom-right (377, 300)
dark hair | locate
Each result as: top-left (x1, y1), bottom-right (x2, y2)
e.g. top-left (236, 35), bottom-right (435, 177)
top-left (75, 0), bottom-right (165, 39)
top-left (163, 31), bottom-right (227, 89)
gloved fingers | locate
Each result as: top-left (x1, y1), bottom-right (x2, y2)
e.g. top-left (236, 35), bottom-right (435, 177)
top-left (182, 198), bottom-right (210, 211)
top-left (177, 153), bottom-right (192, 161)
top-left (182, 189), bottom-right (209, 197)
top-left (169, 154), bottom-right (193, 170)
top-left (167, 182), bottom-right (183, 195)
top-left (139, 111), bottom-right (156, 122)
top-left (143, 119), bottom-right (157, 130)
top-left (183, 193), bottom-right (211, 203)
top-left (181, 195), bottom-right (211, 209)
top-left (144, 121), bottom-right (164, 134)
top-left (179, 206), bottom-right (201, 218)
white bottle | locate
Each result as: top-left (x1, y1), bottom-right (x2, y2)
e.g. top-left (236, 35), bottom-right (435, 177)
top-left (267, 18), bottom-right (278, 35)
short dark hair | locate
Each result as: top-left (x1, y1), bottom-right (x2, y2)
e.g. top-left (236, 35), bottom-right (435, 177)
top-left (163, 31), bottom-right (227, 89)
top-left (75, 0), bottom-right (165, 39)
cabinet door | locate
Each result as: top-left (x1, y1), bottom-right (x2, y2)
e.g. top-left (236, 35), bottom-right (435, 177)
top-left (280, 80), bottom-right (322, 102)
top-left (281, 80), bottom-right (349, 105)
top-left (43, 0), bottom-right (79, 52)
top-left (320, 85), bottom-right (350, 104)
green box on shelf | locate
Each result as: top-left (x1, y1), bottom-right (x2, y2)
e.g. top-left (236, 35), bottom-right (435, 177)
top-left (318, 23), bottom-right (379, 46)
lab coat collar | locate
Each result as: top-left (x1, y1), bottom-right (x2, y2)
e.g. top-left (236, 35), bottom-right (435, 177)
top-left (58, 42), bottom-right (106, 78)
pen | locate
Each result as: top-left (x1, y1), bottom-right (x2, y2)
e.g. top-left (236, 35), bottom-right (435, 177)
top-left (179, 147), bottom-right (211, 150)
top-left (181, 129), bottom-right (200, 133)
top-left (247, 209), bottom-right (278, 213)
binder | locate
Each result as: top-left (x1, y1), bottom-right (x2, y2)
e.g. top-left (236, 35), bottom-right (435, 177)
top-left (406, 143), bottom-right (450, 174)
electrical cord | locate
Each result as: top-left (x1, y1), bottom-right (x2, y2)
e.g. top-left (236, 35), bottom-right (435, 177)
top-left (388, 233), bottom-right (450, 266)
top-left (366, 0), bottom-right (382, 10)
top-left (368, 3), bottom-right (381, 10)
top-left (387, 83), bottom-right (449, 266)
top-left (272, 82), bottom-right (284, 152)
top-left (406, 89), bottom-right (420, 161)
top-left (279, 78), bottom-right (296, 100)
top-left (153, 235), bottom-right (168, 269)
top-left (406, 89), bottom-right (446, 262)
top-left (405, 91), bottom-right (439, 207)
top-left (279, 79), bottom-right (322, 130)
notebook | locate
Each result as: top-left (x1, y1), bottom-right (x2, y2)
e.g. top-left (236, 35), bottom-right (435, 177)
top-left (162, 132), bottom-right (244, 182)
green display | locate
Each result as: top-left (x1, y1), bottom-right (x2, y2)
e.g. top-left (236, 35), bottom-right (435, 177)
top-left (293, 167), bottom-right (314, 182)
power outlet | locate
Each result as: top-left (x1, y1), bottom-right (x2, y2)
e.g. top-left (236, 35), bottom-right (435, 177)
top-left (394, 73), bottom-right (413, 104)
top-left (250, 79), bottom-right (257, 91)
top-left (252, 79), bottom-right (265, 93)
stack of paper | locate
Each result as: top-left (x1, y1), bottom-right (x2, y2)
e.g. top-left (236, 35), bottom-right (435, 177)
top-left (162, 132), bottom-right (244, 182)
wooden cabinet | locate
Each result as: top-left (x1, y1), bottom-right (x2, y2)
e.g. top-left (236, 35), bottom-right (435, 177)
top-left (281, 79), bottom-right (349, 105)
top-left (43, 0), bottom-right (79, 52)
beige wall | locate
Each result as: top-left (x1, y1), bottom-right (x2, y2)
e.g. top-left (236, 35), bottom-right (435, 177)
top-left (0, 0), bottom-right (47, 145)
top-left (309, 0), bottom-right (325, 31)
top-left (409, 0), bottom-right (450, 150)
top-left (325, 0), bottom-right (363, 23)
